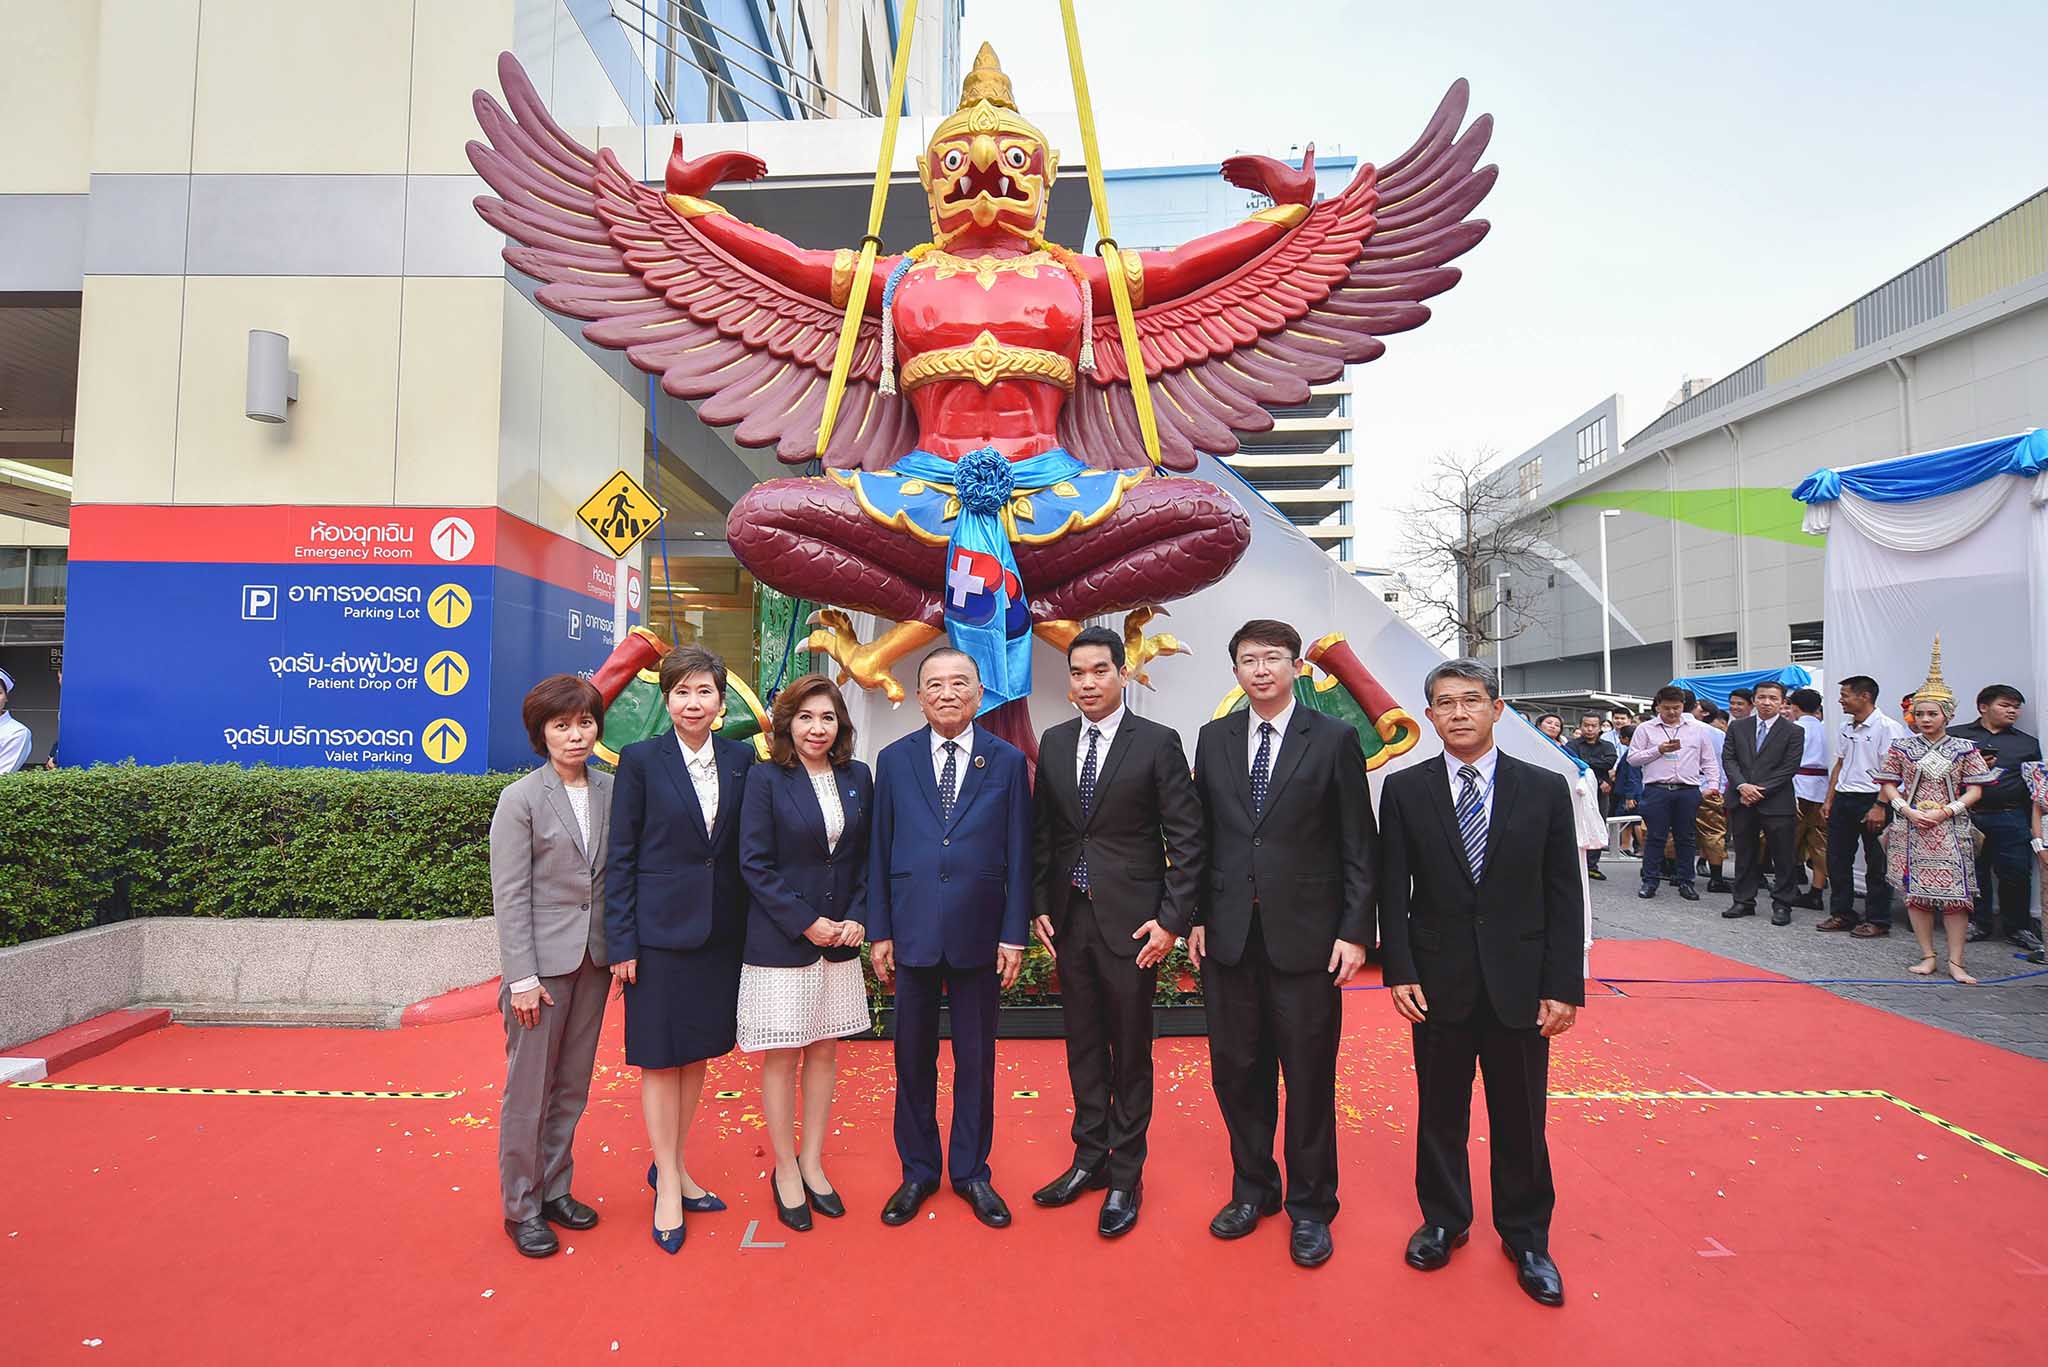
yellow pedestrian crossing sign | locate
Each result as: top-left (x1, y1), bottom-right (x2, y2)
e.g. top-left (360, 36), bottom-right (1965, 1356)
top-left (578, 470), bottom-right (665, 558)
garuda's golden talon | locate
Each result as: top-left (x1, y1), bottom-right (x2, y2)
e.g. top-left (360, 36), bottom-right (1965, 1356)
top-left (1122, 606), bottom-right (1190, 689)
top-left (803, 611), bottom-right (940, 705)
top-left (1032, 619), bottom-right (1083, 654)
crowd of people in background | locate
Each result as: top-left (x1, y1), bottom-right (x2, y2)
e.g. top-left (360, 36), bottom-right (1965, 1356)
top-left (1542, 645), bottom-right (2047, 980)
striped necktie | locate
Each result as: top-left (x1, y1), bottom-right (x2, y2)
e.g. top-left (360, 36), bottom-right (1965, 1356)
top-left (1456, 763), bottom-right (1488, 881)
top-left (1073, 725), bottom-right (1101, 893)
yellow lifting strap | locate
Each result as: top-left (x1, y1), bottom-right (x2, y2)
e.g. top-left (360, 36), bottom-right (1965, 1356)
top-left (1058, 0), bottom-right (1161, 466)
top-left (815, 0), bottom-right (922, 458)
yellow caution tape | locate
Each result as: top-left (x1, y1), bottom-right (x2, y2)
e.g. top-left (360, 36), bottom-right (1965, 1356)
top-left (1550, 1088), bottom-right (2048, 1179)
top-left (10, 1082), bottom-right (457, 1100)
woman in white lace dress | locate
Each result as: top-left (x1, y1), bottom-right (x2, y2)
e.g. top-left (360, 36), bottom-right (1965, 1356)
top-left (736, 674), bottom-right (874, 1232)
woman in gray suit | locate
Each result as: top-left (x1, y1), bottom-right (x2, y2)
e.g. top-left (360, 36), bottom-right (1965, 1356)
top-left (490, 675), bottom-right (614, 1258)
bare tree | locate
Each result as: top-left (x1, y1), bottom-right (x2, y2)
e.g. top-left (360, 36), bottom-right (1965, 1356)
top-left (1396, 448), bottom-right (1553, 654)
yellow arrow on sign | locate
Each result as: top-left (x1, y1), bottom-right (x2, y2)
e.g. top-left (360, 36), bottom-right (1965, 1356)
top-left (577, 469), bottom-right (665, 559)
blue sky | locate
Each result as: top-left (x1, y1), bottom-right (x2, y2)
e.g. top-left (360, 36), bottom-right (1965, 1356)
top-left (958, 0), bottom-right (2048, 558)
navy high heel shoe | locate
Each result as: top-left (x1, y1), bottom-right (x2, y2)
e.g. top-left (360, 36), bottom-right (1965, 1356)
top-left (651, 1219), bottom-right (685, 1254)
top-left (646, 1162), bottom-right (726, 1212)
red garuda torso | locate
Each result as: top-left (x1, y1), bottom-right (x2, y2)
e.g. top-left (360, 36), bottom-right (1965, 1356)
top-left (470, 43), bottom-right (1496, 717)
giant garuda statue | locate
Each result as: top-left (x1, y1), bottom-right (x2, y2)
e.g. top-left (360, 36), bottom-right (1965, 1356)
top-left (471, 46), bottom-right (1493, 739)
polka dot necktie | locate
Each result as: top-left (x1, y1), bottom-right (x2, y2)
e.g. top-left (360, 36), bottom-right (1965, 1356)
top-left (1251, 721), bottom-right (1275, 817)
top-left (1456, 763), bottom-right (1488, 881)
top-left (1073, 725), bottom-right (1101, 893)
top-left (939, 740), bottom-right (959, 821)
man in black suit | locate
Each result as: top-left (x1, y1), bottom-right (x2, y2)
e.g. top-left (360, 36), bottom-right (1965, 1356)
top-left (1379, 657), bottom-right (1582, 1307)
top-left (1030, 626), bottom-right (1204, 1238)
top-left (1191, 619), bottom-right (1376, 1269)
top-left (1722, 679), bottom-right (1804, 925)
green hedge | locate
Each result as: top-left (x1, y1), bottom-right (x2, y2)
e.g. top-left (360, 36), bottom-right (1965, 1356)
top-left (0, 764), bottom-right (517, 948)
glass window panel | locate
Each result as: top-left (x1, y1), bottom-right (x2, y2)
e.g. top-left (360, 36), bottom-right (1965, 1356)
top-left (0, 548), bottom-right (25, 604)
top-left (27, 549), bottom-right (66, 606)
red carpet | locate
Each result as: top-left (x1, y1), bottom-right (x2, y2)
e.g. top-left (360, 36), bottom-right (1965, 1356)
top-left (2, 939), bottom-right (2042, 1364)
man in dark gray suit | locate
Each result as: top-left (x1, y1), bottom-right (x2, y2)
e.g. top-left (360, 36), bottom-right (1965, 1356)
top-left (489, 677), bottom-right (614, 1257)
top-left (1722, 679), bottom-right (1805, 925)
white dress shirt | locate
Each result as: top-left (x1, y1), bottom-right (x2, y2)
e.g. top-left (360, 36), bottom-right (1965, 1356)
top-left (1077, 705), bottom-right (1125, 772)
top-left (1444, 744), bottom-right (1499, 827)
top-left (678, 733), bottom-right (722, 832)
top-left (0, 712), bottom-right (29, 773)
top-left (1835, 710), bottom-right (1907, 794)
top-left (930, 724), bottom-right (975, 784)
top-left (1793, 715), bottom-right (1829, 802)
top-left (1246, 699), bottom-right (1296, 773)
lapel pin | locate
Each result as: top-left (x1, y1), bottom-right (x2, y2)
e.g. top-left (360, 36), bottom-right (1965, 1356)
top-left (974, 754), bottom-right (986, 769)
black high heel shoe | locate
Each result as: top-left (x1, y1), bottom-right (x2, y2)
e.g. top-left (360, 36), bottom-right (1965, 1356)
top-left (805, 1180), bottom-right (846, 1219)
top-left (646, 1162), bottom-right (726, 1212)
top-left (771, 1174), bottom-right (813, 1232)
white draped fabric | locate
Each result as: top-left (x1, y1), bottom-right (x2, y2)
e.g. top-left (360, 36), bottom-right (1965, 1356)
top-left (1815, 474), bottom-right (2045, 727)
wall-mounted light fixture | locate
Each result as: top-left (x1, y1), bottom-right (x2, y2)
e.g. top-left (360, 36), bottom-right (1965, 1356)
top-left (245, 330), bottom-right (299, 423)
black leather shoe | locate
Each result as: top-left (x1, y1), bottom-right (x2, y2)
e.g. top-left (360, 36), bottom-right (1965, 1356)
top-left (1290, 1219), bottom-right (1333, 1268)
top-left (1637, 885), bottom-right (1658, 900)
top-left (1770, 904), bottom-right (1792, 926)
top-left (504, 1215), bottom-right (559, 1257)
top-left (1404, 1223), bottom-right (1469, 1271)
top-left (1098, 1184), bottom-right (1141, 1238)
top-left (1793, 890), bottom-right (1825, 911)
top-left (957, 1179), bottom-right (1012, 1229)
top-left (1209, 1196), bottom-right (1283, 1240)
top-left (539, 1194), bottom-right (598, 1231)
top-left (880, 1179), bottom-right (939, 1226)
top-left (1722, 902), bottom-right (1755, 918)
top-left (1032, 1164), bottom-right (1109, 1208)
top-left (1504, 1242), bottom-right (1564, 1306)
top-left (771, 1174), bottom-right (813, 1232)
top-left (1676, 884), bottom-right (1700, 902)
top-left (805, 1182), bottom-right (846, 1219)
top-left (1707, 877), bottom-right (1732, 893)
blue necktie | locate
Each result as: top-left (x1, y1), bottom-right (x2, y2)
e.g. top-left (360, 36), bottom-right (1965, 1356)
top-left (1073, 725), bottom-right (1101, 893)
top-left (939, 740), bottom-right (959, 821)
top-left (1250, 721), bottom-right (1275, 817)
top-left (1456, 763), bottom-right (1488, 881)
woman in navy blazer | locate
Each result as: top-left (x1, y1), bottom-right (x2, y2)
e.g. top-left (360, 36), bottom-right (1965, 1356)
top-left (605, 645), bottom-right (756, 1254)
top-left (737, 674), bottom-right (874, 1232)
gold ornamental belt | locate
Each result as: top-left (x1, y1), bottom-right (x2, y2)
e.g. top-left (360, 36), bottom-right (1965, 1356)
top-left (897, 328), bottom-right (1076, 392)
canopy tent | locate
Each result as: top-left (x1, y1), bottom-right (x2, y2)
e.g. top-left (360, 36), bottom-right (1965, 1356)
top-left (1668, 665), bottom-right (1815, 710)
top-left (1793, 429), bottom-right (2048, 720)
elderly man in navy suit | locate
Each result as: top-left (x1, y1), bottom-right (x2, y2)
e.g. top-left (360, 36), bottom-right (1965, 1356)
top-left (869, 647), bottom-right (1033, 1229)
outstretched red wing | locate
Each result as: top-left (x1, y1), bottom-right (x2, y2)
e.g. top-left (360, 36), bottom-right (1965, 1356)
top-left (1060, 80), bottom-right (1496, 471)
top-left (468, 52), bottom-right (914, 470)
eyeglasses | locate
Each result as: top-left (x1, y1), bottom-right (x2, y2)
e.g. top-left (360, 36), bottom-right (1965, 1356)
top-left (1235, 651), bottom-right (1294, 670)
top-left (1429, 694), bottom-right (1494, 715)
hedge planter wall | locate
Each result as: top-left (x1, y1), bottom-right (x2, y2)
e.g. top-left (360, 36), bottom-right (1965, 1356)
top-left (0, 765), bottom-right (515, 947)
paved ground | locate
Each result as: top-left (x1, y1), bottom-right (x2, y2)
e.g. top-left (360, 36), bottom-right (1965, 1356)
top-left (1587, 852), bottom-right (2048, 1061)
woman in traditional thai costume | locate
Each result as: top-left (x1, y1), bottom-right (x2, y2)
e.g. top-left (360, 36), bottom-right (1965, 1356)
top-left (1871, 640), bottom-right (1991, 983)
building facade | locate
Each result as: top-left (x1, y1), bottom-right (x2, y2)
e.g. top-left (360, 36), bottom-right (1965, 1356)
top-left (0, 0), bottom-right (964, 771)
top-left (1089, 159), bottom-right (1364, 564)
top-left (1482, 188), bottom-right (2048, 699)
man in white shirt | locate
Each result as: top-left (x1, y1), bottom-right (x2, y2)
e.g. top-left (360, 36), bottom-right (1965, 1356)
top-left (1784, 689), bottom-right (1831, 910)
top-left (0, 669), bottom-right (32, 773)
top-left (1818, 675), bottom-right (1907, 937)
